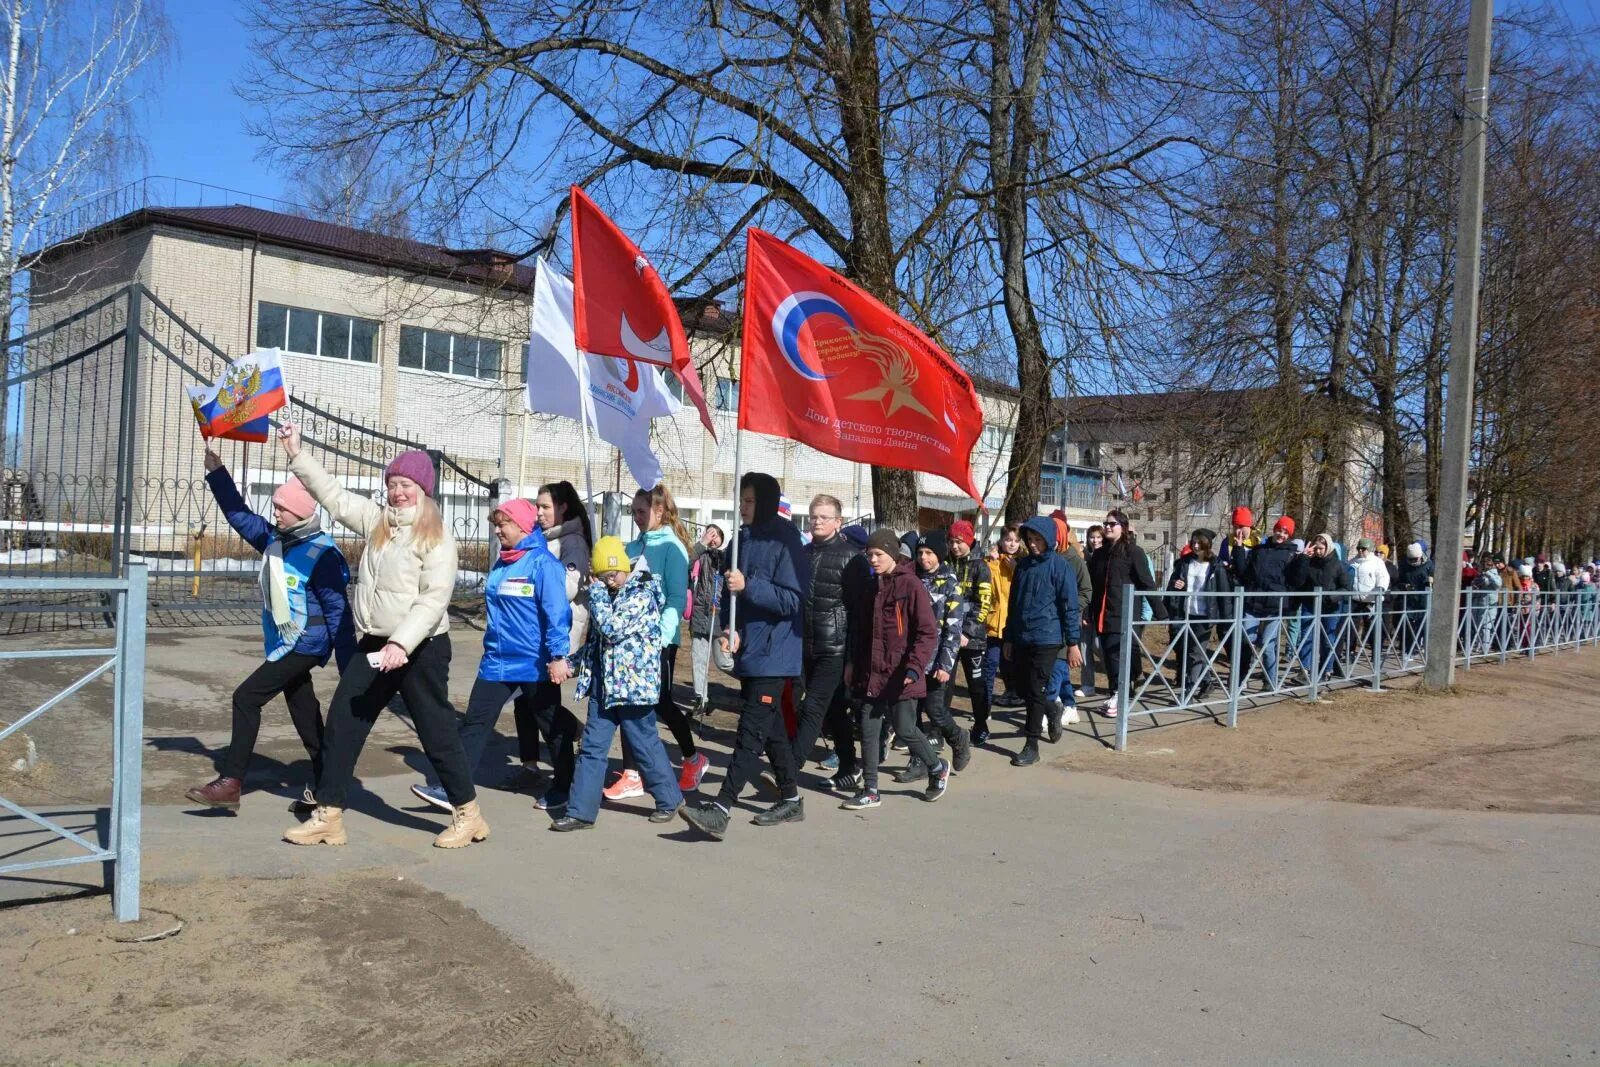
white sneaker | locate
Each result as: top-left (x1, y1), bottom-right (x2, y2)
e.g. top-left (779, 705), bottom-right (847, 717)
top-left (1099, 700), bottom-right (1119, 719)
top-left (1074, 688), bottom-right (1087, 699)
top-left (1063, 703), bottom-right (1082, 724)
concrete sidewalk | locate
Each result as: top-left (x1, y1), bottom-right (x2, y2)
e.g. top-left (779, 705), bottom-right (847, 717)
top-left (127, 754), bottom-right (1599, 1066)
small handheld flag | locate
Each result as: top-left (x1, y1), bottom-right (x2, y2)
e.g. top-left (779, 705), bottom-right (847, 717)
top-left (187, 349), bottom-right (289, 442)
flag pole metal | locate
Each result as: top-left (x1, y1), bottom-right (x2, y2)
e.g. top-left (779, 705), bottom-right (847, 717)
top-left (727, 426), bottom-right (743, 636)
top-left (577, 349), bottom-right (597, 535)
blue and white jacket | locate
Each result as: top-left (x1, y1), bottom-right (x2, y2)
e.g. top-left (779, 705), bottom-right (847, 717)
top-left (478, 528), bottom-right (572, 683)
top-left (575, 571), bottom-right (665, 709)
top-left (206, 467), bottom-right (353, 668)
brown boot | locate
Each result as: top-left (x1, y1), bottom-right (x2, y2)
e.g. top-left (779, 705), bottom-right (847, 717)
top-left (283, 805), bottom-right (346, 846)
top-left (433, 800), bottom-right (489, 849)
top-left (185, 776), bottom-right (242, 809)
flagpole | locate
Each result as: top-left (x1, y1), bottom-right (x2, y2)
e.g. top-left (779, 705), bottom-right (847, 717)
top-left (577, 350), bottom-right (597, 534)
top-left (727, 425), bottom-right (743, 636)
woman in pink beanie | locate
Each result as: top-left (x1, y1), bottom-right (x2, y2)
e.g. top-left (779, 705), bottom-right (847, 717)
top-left (184, 444), bottom-right (355, 813)
top-left (275, 424), bottom-right (487, 850)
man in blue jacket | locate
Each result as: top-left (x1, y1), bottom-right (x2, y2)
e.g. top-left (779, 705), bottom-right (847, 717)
top-left (1002, 516), bottom-right (1082, 767)
top-left (681, 471), bottom-right (812, 840)
top-left (185, 446), bottom-right (354, 811)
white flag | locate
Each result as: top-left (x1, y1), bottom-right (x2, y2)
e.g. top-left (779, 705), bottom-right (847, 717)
top-left (526, 258), bottom-right (681, 489)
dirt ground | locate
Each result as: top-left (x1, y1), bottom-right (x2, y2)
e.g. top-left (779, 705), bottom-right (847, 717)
top-left (1061, 650), bottom-right (1600, 814)
top-left (0, 870), bottom-right (644, 1067)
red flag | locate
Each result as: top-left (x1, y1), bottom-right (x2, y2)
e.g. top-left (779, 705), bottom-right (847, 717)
top-left (739, 228), bottom-right (984, 500)
top-left (569, 185), bottom-right (715, 436)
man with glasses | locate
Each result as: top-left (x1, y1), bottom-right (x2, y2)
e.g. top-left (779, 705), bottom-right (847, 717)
top-left (790, 494), bottom-right (870, 792)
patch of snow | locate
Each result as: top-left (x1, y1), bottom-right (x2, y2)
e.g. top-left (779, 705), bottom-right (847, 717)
top-left (0, 548), bottom-right (65, 565)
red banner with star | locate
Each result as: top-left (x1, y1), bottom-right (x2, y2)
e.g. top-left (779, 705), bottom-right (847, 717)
top-left (738, 229), bottom-right (984, 500)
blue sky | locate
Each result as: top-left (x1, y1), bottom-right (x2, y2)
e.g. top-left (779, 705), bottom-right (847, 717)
top-left (143, 0), bottom-right (1600, 229)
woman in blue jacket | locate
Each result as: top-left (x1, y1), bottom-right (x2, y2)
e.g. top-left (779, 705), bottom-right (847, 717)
top-left (603, 483), bottom-right (706, 802)
top-left (184, 445), bottom-right (353, 811)
top-left (409, 498), bottom-right (576, 813)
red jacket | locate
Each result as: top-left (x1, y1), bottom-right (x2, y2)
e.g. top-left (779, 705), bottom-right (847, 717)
top-left (848, 559), bottom-right (937, 703)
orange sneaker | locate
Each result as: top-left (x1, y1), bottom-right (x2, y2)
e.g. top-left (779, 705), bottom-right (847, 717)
top-left (603, 769), bottom-right (645, 801)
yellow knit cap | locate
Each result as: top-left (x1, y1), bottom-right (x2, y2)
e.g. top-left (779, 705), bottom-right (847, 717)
top-left (591, 536), bottom-right (630, 575)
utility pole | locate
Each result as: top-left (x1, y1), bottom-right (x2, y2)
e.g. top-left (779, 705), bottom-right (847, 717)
top-left (1424, 0), bottom-right (1493, 688)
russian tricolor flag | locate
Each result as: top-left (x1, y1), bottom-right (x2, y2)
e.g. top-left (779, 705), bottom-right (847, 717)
top-left (187, 348), bottom-right (289, 443)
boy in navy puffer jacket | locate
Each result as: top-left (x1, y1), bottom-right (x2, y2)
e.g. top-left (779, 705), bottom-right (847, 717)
top-left (1003, 516), bottom-right (1083, 766)
top-left (895, 529), bottom-right (972, 783)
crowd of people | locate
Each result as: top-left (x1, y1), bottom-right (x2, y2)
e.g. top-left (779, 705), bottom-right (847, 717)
top-left (180, 433), bottom-right (1599, 846)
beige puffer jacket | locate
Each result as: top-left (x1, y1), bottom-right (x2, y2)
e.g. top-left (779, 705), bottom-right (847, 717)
top-left (290, 451), bottom-right (457, 653)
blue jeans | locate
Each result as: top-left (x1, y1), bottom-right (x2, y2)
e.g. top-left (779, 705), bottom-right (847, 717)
top-left (1296, 608), bottom-right (1341, 678)
top-left (566, 694), bottom-right (683, 824)
top-left (1244, 614), bottom-right (1282, 689)
top-left (1048, 659), bottom-right (1076, 706)
top-left (982, 641), bottom-right (1003, 708)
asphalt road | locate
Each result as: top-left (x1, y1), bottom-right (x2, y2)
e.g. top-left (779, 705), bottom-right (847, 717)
top-left (127, 752), bottom-right (1600, 1066)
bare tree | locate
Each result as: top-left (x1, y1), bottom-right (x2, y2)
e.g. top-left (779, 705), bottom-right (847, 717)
top-left (0, 0), bottom-right (168, 449)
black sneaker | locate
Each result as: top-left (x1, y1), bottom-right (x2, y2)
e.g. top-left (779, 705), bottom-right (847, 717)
top-left (890, 734), bottom-right (910, 753)
top-left (649, 804), bottom-right (682, 824)
top-left (549, 816), bottom-right (594, 832)
top-left (952, 728), bottom-right (972, 773)
top-left (924, 760), bottom-right (951, 802)
top-left (1047, 702), bottom-right (1064, 744)
top-left (1010, 740), bottom-right (1041, 767)
top-left (679, 801), bottom-right (730, 840)
top-left (752, 798), bottom-right (805, 826)
top-left (971, 727), bottom-right (990, 746)
top-left (840, 791), bottom-right (881, 810)
top-left (826, 771), bottom-right (864, 794)
top-left (891, 758), bottom-right (928, 784)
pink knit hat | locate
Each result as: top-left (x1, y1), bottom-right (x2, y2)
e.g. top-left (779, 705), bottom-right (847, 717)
top-left (384, 450), bottom-right (436, 496)
top-left (271, 477), bottom-right (317, 521)
top-left (494, 498), bottom-right (539, 536)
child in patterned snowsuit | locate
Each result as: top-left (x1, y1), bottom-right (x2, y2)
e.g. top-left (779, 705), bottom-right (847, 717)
top-left (552, 537), bottom-right (685, 830)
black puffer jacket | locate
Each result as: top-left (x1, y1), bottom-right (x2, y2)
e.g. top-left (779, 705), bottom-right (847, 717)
top-left (805, 531), bottom-right (857, 658)
top-left (1241, 537), bottom-right (1297, 617)
top-left (1087, 541), bottom-right (1166, 636)
top-left (688, 543), bottom-right (724, 638)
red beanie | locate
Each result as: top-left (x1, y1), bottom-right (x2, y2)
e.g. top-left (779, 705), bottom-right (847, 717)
top-left (949, 519), bottom-right (975, 546)
top-left (1273, 516), bottom-right (1296, 536)
top-left (1232, 506), bottom-right (1253, 528)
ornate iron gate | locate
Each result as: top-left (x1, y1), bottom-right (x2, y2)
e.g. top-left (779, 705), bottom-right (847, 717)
top-left (2, 284), bottom-right (497, 632)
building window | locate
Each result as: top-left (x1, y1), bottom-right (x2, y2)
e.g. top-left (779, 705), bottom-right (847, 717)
top-left (714, 377), bottom-right (740, 412)
top-left (257, 302), bottom-right (377, 362)
top-left (398, 325), bottom-right (504, 380)
top-left (1187, 488), bottom-right (1211, 517)
top-left (979, 424), bottom-right (1012, 454)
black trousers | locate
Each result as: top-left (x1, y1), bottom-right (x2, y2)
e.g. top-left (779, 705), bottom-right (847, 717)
top-left (511, 694), bottom-right (544, 765)
top-left (1174, 621), bottom-right (1220, 693)
top-left (957, 636), bottom-right (990, 731)
top-left (918, 675), bottom-right (963, 745)
top-left (860, 698), bottom-right (936, 793)
top-left (791, 651), bottom-right (856, 774)
top-left (222, 651), bottom-right (325, 782)
top-left (460, 679), bottom-right (578, 801)
top-left (1015, 643), bottom-right (1063, 741)
top-left (715, 676), bottom-right (799, 807)
top-left (622, 646), bottom-right (697, 770)
top-left (317, 634), bottom-right (475, 809)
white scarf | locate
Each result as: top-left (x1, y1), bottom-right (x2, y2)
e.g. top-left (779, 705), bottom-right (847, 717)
top-left (262, 515), bottom-right (322, 642)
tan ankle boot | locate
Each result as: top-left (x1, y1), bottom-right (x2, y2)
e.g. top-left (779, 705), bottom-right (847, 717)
top-left (434, 800), bottom-right (489, 849)
top-left (283, 805), bottom-right (347, 846)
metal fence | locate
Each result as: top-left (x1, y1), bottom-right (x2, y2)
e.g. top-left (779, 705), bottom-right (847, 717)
top-left (0, 565), bottom-right (146, 920)
top-left (1092, 584), bottom-right (1600, 751)
top-left (2, 284), bottom-right (497, 631)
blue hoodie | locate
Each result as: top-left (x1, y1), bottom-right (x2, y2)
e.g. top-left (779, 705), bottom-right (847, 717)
top-left (1003, 515), bottom-right (1082, 648)
top-left (478, 527), bottom-right (573, 682)
top-left (722, 473), bottom-right (812, 678)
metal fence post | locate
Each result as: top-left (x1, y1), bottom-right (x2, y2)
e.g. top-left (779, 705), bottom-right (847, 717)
top-left (109, 285), bottom-right (143, 578)
top-left (113, 563), bottom-right (146, 922)
top-left (1308, 588), bottom-right (1322, 701)
top-left (1227, 591), bottom-right (1244, 728)
top-left (1371, 590), bottom-right (1384, 691)
top-left (1115, 583), bottom-right (1135, 753)
top-left (1462, 591), bottom-right (1474, 669)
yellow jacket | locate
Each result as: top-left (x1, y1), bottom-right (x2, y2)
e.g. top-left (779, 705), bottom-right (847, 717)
top-left (987, 555), bottom-right (1017, 639)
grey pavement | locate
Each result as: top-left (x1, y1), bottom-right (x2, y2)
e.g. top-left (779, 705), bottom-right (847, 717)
top-left (114, 752), bottom-right (1600, 1066)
